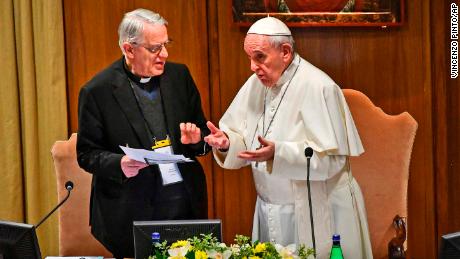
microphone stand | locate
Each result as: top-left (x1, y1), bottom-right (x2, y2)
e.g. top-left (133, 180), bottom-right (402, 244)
top-left (35, 181), bottom-right (73, 229)
top-left (305, 147), bottom-right (316, 258)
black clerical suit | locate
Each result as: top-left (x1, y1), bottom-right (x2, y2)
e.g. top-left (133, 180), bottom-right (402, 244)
top-left (77, 58), bottom-right (210, 257)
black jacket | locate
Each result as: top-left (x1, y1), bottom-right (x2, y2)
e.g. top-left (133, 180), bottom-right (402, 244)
top-left (77, 58), bottom-right (210, 257)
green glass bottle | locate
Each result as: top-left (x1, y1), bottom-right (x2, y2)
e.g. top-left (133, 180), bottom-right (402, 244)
top-left (329, 234), bottom-right (344, 259)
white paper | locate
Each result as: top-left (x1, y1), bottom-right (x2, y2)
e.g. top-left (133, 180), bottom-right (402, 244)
top-left (119, 146), bottom-right (193, 164)
top-left (155, 146), bottom-right (183, 185)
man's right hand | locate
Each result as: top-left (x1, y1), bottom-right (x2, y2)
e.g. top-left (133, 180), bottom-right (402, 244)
top-left (203, 121), bottom-right (230, 150)
top-left (120, 155), bottom-right (148, 178)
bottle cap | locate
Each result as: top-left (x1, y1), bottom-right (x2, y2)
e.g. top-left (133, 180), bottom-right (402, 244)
top-left (332, 234), bottom-right (341, 241)
top-left (152, 232), bottom-right (160, 239)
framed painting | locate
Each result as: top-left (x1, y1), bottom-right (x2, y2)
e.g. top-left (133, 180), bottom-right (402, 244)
top-left (233, 0), bottom-right (404, 27)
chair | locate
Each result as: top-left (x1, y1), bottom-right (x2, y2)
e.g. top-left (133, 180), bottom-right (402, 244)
top-left (51, 133), bottom-right (112, 257)
top-left (343, 89), bottom-right (417, 259)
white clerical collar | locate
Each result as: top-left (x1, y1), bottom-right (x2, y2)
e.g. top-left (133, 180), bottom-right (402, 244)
top-left (123, 58), bottom-right (152, 84)
top-left (140, 77), bottom-right (151, 83)
top-left (274, 53), bottom-right (301, 88)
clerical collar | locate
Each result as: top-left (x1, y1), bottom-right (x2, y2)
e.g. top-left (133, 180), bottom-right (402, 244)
top-left (274, 53), bottom-right (301, 88)
top-left (123, 59), bottom-right (152, 84)
top-left (140, 77), bottom-right (151, 83)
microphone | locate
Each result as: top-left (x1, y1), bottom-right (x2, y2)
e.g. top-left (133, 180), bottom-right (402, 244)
top-left (65, 181), bottom-right (74, 191)
top-left (35, 181), bottom-right (74, 229)
top-left (304, 147), bottom-right (316, 258)
top-left (304, 147), bottom-right (313, 158)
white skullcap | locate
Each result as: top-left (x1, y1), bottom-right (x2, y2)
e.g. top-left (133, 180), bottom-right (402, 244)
top-left (247, 17), bottom-right (291, 36)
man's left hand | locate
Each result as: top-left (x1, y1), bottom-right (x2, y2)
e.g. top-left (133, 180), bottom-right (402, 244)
top-left (238, 136), bottom-right (275, 161)
top-left (180, 122), bottom-right (201, 144)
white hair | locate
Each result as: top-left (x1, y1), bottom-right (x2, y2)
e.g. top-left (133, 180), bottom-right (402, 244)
top-left (267, 35), bottom-right (295, 51)
top-left (118, 9), bottom-right (168, 54)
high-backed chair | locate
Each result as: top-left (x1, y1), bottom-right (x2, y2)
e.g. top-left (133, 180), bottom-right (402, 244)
top-left (343, 89), bottom-right (418, 259)
top-left (51, 133), bottom-right (112, 257)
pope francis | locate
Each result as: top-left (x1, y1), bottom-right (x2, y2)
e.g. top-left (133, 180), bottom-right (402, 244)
top-left (203, 17), bottom-right (373, 259)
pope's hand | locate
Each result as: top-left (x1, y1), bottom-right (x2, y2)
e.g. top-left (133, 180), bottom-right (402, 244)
top-left (120, 155), bottom-right (148, 178)
top-left (203, 121), bottom-right (230, 150)
top-left (180, 122), bottom-right (202, 144)
top-left (238, 136), bottom-right (275, 161)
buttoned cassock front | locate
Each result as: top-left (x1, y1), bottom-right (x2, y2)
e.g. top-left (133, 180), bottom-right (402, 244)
top-left (213, 55), bottom-right (373, 259)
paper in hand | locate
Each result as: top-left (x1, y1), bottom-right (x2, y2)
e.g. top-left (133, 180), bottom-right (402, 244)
top-left (119, 146), bottom-right (193, 164)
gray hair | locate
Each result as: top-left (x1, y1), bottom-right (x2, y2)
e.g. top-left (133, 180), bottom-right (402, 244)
top-left (267, 35), bottom-right (295, 51)
top-left (118, 9), bottom-right (168, 53)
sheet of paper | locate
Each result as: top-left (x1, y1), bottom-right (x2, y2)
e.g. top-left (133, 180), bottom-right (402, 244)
top-left (119, 146), bottom-right (193, 164)
top-left (155, 145), bottom-right (183, 185)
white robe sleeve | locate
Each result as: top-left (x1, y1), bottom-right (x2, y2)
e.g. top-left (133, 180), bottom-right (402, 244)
top-left (212, 130), bottom-right (248, 169)
top-left (271, 84), bottom-right (362, 180)
top-left (301, 84), bottom-right (363, 156)
top-left (272, 139), bottom-right (347, 181)
top-left (212, 77), bottom-right (265, 169)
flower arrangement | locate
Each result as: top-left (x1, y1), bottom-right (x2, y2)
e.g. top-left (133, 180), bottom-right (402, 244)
top-left (148, 234), bottom-right (314, 259)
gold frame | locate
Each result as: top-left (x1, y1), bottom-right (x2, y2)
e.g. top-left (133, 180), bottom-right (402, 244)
top-left (232, 0), bottom-right (404, 27)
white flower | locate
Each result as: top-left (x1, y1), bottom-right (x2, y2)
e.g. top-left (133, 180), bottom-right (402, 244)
top-left (223, 249), bottom-right (232, 259)
top-left (207, 250), bottom-right (218, 258)
top-left (206, 249), bottom-right (232, 259)
top-left (230, 244), bottom-right (240, 255)
top-left (167, 243), bottom-right (191, 259)
top-left (275, 244), bottom-right (298, 259)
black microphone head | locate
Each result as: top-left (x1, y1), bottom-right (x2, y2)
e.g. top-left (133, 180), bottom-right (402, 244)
top-left (304, 147), bottom-right (314, 158)
top-left (65, 181), bottom-right (74, 191)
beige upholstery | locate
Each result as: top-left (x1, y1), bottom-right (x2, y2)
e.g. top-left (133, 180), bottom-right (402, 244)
top-left (51, 133), bottom-right (112, 257)
top-left (343, 89), bottom-right (417, 259)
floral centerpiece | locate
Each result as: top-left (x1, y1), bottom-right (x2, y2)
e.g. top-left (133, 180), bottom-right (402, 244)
top-left (148, 234), bottom-right (314, 259)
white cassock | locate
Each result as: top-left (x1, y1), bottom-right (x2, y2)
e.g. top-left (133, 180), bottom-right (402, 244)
top-left (213, 54), bottom-right (373, 259)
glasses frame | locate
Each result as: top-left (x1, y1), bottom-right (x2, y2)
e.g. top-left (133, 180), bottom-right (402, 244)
top-left (131, 39), bottom-right (173, 55)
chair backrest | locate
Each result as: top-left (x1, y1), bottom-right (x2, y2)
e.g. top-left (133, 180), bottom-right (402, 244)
top-left (343, 89), bottom-right (417, 259)
top-left (51, 133), bottom-right (112, 257)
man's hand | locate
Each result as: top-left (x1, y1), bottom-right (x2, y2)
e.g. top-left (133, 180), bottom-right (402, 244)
top-left (203, 121), bottom-right (230, 150)
top-left (180, 122), bottom-right (201, 144)
top-left (121, 155), bottom-right (148, 178)
top-left (238, 136), bottom-right (275, 162)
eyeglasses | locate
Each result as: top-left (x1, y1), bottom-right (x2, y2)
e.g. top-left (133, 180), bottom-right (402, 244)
top-left (132, 40), bottom-right (173, 55)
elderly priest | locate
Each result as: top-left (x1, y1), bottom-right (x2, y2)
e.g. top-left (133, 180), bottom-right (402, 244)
top-left (203, 17), bottom-right (373, 258)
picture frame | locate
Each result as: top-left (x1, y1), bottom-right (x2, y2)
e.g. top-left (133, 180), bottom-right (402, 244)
top-left (233, 0), bottom-right (404, 27)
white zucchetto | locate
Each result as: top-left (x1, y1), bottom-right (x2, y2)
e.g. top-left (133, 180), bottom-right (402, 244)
top-left (247, 17), bottom-right (292, 36)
